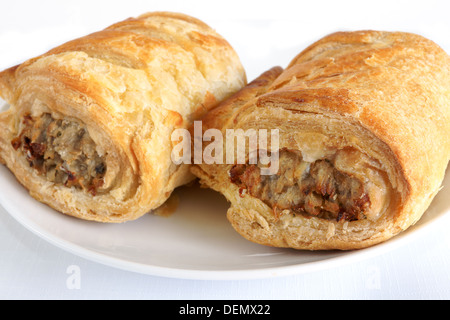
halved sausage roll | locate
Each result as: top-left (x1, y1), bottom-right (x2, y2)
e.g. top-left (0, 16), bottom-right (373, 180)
top-left (0, 12), bottom-right (246, 222)
top-left (191, 31), bottom-right (450, 250)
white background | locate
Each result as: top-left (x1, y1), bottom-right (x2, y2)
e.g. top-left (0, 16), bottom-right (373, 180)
top-left (0, 0), bottom-right (449, 299)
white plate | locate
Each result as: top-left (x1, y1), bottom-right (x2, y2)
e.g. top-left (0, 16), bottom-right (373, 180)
top-left (0, 153), bottom-right (449, 280)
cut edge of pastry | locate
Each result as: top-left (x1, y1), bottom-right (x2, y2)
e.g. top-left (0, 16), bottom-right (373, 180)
top-left (191, 66), bottom-right (426, 250)
top-left (0, 80), bottom-right (142, 222)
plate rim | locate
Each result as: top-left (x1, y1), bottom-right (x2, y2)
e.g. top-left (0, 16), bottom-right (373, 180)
top-left (2, 184), bottom-right (449, 281)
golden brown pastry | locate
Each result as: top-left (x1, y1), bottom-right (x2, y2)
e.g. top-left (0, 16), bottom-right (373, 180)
top-left (191, 31), bottom-right (450, 250)
top-left (0, 12), bottom-right (246, 222)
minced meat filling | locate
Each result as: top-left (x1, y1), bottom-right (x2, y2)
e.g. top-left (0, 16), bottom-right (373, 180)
top-left (11, 113), bottom-right (106, 196)
top-left (229, 150), bottom-right (370, 222)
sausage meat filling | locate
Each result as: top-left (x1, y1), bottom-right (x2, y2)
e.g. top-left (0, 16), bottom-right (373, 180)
top-left (11, 113), bottom-right (107, 196)
top-left (229, 150), bottom-right (370, 222)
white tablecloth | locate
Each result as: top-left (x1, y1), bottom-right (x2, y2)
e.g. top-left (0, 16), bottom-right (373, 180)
top-left (1, 0), bottom-right (449, 300)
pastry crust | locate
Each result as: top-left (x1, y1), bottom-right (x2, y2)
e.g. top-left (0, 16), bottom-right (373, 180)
top-left (191, 31), bottom-right (450, 250)
top-left (0, 12), bottom-right (246, 222)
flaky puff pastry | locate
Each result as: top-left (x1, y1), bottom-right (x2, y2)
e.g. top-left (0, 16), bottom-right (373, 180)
top-left (0, 12), bottom-right (246, 222)
top-left (191, 31), bottom-right (450, 250)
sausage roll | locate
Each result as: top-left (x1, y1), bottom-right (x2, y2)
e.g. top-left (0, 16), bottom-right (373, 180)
top-left (191, 31), bottom-right (450, 250)
top-left (0, 12), bottom-right (246, 222)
